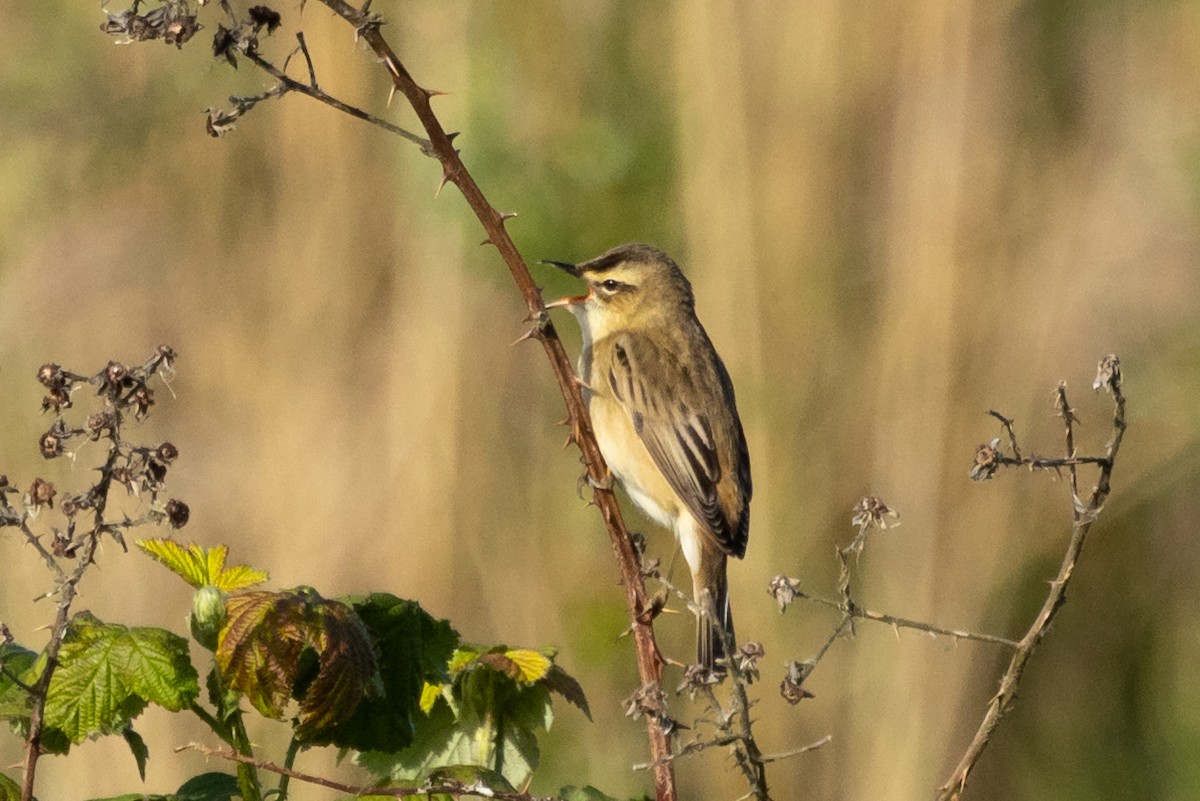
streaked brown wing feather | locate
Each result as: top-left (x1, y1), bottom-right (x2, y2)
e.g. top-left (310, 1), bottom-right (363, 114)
top-left (606, 332), bottom-right (740, 554)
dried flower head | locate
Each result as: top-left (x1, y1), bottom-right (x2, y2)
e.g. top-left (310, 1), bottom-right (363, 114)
top-left (112, 465), bottom-right (140, 496)
top-left (769, 574), bottom-right (801, 613)
top-left (87, 410), bottom-right (118, 441)
top-left (970, 438), bottom-right (1002, 481)
top-left (60, 494), bottom-right (81, 518)
top-left (736, 641), bottom-right (764, 681)
top-left (165, 499), bottom-right (190, 528)
top-left (248, 5), bottom-right (282, 33)
top-left (27, 478), bottom-right (57, 510)
top-left (39, 430), bottom-right (64, 460)
top-left (37, 363), bottom-right (64, 388)
top-left (1093, 354), bottom-right (1121, 395)
top-left (780, 660), bottom-right (815, 705)
top-left (212, 24), bottom-right (240, 67)
top-left (851, 496), bottom-right (899, 530)
top-left (130, 385), bottom-right (156, 420)
top-left (623, 682), bottom-right (667, 721)
top-left (51, 527), bottom-right (79, 559)
top-left (674, 663), bottom-right (719, 699)
top-left (205, 107), bottom-right (240, 138)
top-left (163, 15), bottom-right (201, 48)
top-left (41, 387), bottom-right (73, 414)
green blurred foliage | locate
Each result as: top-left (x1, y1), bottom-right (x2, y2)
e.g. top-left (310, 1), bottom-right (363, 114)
top-left (2, 1), bottom-right (1200, 800)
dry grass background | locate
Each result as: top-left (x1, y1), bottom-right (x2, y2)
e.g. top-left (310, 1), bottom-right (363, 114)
top-left (2, 2), bottom-right (1200, 799)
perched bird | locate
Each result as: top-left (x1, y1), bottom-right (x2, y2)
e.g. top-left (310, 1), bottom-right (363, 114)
top-left (543, 243), bottom-right (751, 670)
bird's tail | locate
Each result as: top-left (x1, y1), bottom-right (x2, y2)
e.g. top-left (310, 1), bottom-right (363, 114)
top-left (697, 562), bottom-right (734, 672)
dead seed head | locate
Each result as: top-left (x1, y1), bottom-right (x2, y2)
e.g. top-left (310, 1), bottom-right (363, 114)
top-left (165, 499), bottom-right (191, 528)
top-left (780, 661), bottom-right (815, 705)
top-left (768, 574), bottom-right (801, 613)
top-left (1094, 354), bottom-right (1121, 394)
top-left (28, 478), bottom-right (56, 510)
top-left (852, 496), bottom-right (899, 530)
top-left (970, 438), bottom-right (1002, 481)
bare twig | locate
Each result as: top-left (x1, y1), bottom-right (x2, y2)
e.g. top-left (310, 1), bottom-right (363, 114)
top-left (792, 591), bottom-right (1019, 649)
top-left (987, 410), bottom-right (1022, 461)
top-left (241, 50), bottom-right (429, 148)
top-left (306, 3), bottom-right (676, 798)
top-left (761, 734), bottom-right (833, 763)
top-left (178, 743), bottom-right (560, 800)
top-left (937, 360), bottom-right (1127, 800)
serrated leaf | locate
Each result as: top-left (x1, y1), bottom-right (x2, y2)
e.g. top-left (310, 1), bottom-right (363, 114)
top-left (136, 539), bottom-right (267, 591)
top-left (319, 593), bottom-right (459, 752)
top-left (216, 588), bottom-right (375, 740)
top-left (0, 643), bottom-right (36, 720)
top-left (122, 724), bottom-right (149, 781)
top-left (136, 539), bottom-right (211, 587)
top-left (0, 772), bottom-right (18, 801)
top-left (175, 771), bottom-right (241, 801)
top-left (498, 649), bottom-right (552, 684)
top-left (213, 564), bottom-right (269, 593)
top-left (358, 644), bottom-right (555, 790)
top-left (44, 612), bottom-right (199, 744)
top-left (542, 664), bottom-right (591, 721)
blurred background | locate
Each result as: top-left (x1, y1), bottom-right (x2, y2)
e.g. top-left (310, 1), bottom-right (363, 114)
top-left (2, 1), bottom-right (1199, 799)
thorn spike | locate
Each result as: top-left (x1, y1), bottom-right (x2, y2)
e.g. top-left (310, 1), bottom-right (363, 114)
top-left (509, 328), bottom-right (541, 347)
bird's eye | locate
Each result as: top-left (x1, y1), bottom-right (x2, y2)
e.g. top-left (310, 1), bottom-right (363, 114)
top-left (600, 279), bottom-right (621, 292)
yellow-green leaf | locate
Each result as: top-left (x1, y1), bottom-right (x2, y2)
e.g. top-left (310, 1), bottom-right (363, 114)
top-left (136, 539), bottom-right (209, 587)
top-left (214, 563), bottom-right (270, 593)
top-left (504, 650), bottom-right (552, 684)
top-left (419, 681), bottom-right (443, 714)
top-left (136, 538), bottom-right (267, 591)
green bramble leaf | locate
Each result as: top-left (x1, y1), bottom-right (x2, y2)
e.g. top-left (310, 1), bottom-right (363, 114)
top-left (314, 593), bottom-right (458, 752)
top-left (0, 643), bottom-right (36, 721)
top-left (358, 644), bottom-right (587, 791)
top-left (122, 724), bottom-right (149, 781)
top-left (542, 664), bottom-right (591, 720)
top-left (136, 539), bottom-right (268, 591)
top-left (216, 588), bottom-right (375, 740)
top-left (34, 609), bottom-right (196, 748)
top-left (173, 771), bottom-right (241, 800)
top-left (44, 612), bottom-right (199, 744)
top-left (0, 772), bottom-right (18, 801)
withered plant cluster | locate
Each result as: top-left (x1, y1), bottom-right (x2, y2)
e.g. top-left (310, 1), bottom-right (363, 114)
top-left (1, 346), bottom-right (187, 798)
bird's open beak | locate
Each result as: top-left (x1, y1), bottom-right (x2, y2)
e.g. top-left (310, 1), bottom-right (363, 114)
top-left (539, 259), bottom-right (582, 277)
top-left (539, 259), bottom-right (588, 309)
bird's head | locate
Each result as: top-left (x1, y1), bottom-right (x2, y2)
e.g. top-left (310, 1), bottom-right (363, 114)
top-left (542, 243), bottom-right (694, 341)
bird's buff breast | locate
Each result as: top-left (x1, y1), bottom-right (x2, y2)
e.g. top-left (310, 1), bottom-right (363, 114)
top-left (588, 392), bottom-right (681, 533)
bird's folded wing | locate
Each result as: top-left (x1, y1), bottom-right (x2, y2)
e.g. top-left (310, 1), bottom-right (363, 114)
top-left (605, 332), bottom-right (739, 555)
